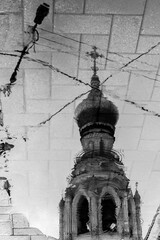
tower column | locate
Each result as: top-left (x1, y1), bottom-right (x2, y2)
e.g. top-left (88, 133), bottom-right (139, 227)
top-left (135, 203), bottom-right (142, 239)
top-left (59, 198), bottom-right (65, 240)
top-left (64, 195), bottom-right (72, 240)
top-left (122, 193), bottom-right (130, 235)
top-left (134, 184), bottom-right (142, 240)
top-left (129, 197), bottom-right (138, 239)
top-left (90, 194), bottom-right (98, 235)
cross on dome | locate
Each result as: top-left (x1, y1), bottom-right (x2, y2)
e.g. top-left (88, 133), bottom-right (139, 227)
top-left (86, 46), bottom-right (104, 76)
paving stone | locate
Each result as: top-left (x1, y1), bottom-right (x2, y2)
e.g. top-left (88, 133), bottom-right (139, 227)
top-left (110, 16), bottom-right (142, 53)
top-left (3, 113), bottom-right (48, 127)
top-left (54, 14), bottom-right (112, 34)
top-left (55, 0), bottom-right (84, 13)
top-left (139, 140), bottom-right (160, 151)
top-left (12, 213), bottom-right (29, 228)
top-left (25, 69), bottom-right (51, 99)
top-left (151, 87), bottom-right (160, 101)
top-left (136, 36), bottom-right (160, 54)
top-left (27, 126), bottom-right (49, 151)
top-left (26, 99), bottom-right (73, 113)
top-left (0, 237), bottom-right (30, 240)
top-left (107, 53), bottom-right (160, 72)
top-left (51, 85), bottom-right (89, 100)
top-left (0, 55), bottom-right (17, 68)
top-left (50, 150), bottom-right (71, 161)
top-left (0, 214), bottom-right (10, 222)
top-left (142, 0), bottom-right (160, 35)
top-left (0, 0), bottom-right (21, 13)
top-left (114, 127), bottom-right (142, 150)
top-left (21, 52), bottom-right (52, 69)
top-left (14, 227), bottom-right (43, 235)
top-left (50, 113), bottom-right (73, 138)
top-left (50, 138), bottom-right (81, 150)
top-left (0, 13), bottom-right (23, 51)
top-left (0, 206), bottom-right (12, 214)
top-left (85, 0), bottom-right (146, 14)
top-left (37, 32), bottom-right (80, 53)
top-left (1, 85), bottom-right (24, 114)
top-left (141, 116), bottom-right (160, 140)
top-left (31, 236), bottom-right (48, 240)
top-left (117, 114), bottom-right (144, 127)
top-left (52, 52), bottom-right (78, 78)
top-left (127, 73), bottom-right (154, 101)
top-left (0, 221), bottom-right (12, 235)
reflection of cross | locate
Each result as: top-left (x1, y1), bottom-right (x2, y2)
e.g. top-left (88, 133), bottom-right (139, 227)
top-left (86, 46), bottom-right (104, 76)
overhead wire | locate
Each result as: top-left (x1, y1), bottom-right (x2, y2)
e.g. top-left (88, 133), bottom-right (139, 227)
top-left (1, 49), bottom-right (160, 124)
top-left (101, 39), bottom-right (160, 86)
top-left (37, 27), bottom-right (92, 47)
top-left (105, 89), bottom-right (160, 118)
top-left (37, 33), bottom-right (160, 83)
top-left (36, 40), bottom-right (159, 85)
top-left (1, 37), bottom-right (160, 130)
top-left (37, 90), bottom-right (91, 126)
top-left (38, 27), bottom-right (160, 69)
top-left (110, 51), bottom-right (158, 69)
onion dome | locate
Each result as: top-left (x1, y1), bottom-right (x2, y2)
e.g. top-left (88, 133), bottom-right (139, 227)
top-left (75, 46), bottom-right (119, 152)
top-left (75, 74), bottom-right (119, 138)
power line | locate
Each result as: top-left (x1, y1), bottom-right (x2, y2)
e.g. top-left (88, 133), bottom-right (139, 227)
top-left (38, 27), bottom-right (94, 48)
top-left (36, 90), bottom-right (90, 126)
top-left (36, 28), bottom-right (159, 77)
top-left (144, 205), bottom-right (160, 240)
top-left (36, 42), bottom-right (160, 85)
top-left (1, 46), bottom-right (160, 124)
top-left (39, 36), bottom-right (76, 50)
top-left (105, 89), bottom-right (160, 118)
top-left (38, 27), bottom-right (160, 69)
top-left (110, 51), bottom-right (158, 69)
top-left (0, 52), bottom-right (93, 89)
top-left (101, 40), bottom-right (160, 86)
top-left (38, 35), bottom-right (160, 77)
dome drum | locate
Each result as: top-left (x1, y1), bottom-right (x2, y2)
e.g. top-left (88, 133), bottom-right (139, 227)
top-left (81, 131), bottom-right (115, 152)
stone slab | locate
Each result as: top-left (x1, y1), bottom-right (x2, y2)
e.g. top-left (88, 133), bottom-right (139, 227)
top-left (14, 228), bottom-right (43, 236)
top-left (0, 0), bottom-right (22, 13)
top-left (12, 213), bottom-right (29, 228)
top-left (1, 237), bottom-right (30, 240)
top-left (0, 221), bottom-right (12, 235)
top-left (85, 0), bottom-right (146, 14)
top-left (0, 214), bottom-right (10, 222)
top-left (54, 14), bottom-right (112, 34)
top-left (142, 0), bottom-right (160, 35)
top-left (31, 236), bottom-right (48, 240)
top-left (0, 206), bottom-right (12, 214)
top-left (55, 0), bottom-right (84, 13)
top-left (110, 16), bottom-right (142, 53)
top-left (0, 13), bottom-right (23, 51)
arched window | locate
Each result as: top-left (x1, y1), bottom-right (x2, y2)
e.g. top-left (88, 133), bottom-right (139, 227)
top-left (77, 196), bottom-right (89, 235)
top-left (101, 193), bottom-right (117, 232)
